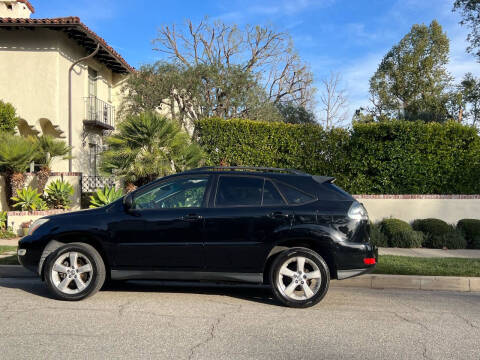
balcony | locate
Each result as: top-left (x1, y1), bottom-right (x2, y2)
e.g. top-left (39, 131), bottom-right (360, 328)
top-left (83, 96), bottom-right (115, 130)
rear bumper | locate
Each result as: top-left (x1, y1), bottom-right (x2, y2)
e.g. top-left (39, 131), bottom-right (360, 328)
top-left (337, 265), bottom-right (375, 280)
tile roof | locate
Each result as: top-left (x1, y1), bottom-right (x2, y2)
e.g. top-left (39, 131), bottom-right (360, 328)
top-left (0, 16), bottom-right (134, 73)
top-left (17, 0), bottom-right (35, 13)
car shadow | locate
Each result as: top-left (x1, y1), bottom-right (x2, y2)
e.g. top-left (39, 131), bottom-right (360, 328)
top-left (103, 280), bottom-right (280, 306)
top-left (0, 278), bottom-right (280, 306)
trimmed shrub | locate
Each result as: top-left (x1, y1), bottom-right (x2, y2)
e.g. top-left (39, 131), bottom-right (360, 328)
top-left (442, 230), bottom-right (468, 249)
top-left (196, 118), bottom-right (480, 194)
top-left (369, 223), bottom-right (388, 247)
top-left (412, 218), bottom-right (451, 236)
top-left (457, 219), bottom-right (480, 249)
top-left (379, 218), bottom-right (424, 248)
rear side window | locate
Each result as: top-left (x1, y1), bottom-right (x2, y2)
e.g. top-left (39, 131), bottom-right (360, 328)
top-left (263, 180), bottom-right (286, 205)
top-left (215, 176), bottom-right (263, 206)
top-left (275, 181), bottom-right (316, 205)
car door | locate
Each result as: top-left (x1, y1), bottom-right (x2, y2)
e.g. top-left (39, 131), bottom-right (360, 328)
top-left (112, 175), bottom-right (212, 269)
top-left (203, 175), bottom-right (293, 273)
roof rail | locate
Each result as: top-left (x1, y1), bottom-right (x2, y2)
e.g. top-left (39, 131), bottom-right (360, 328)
top-left (185, 166), bottom-right (308, 175)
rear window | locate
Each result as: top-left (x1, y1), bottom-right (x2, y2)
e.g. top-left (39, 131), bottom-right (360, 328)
top-left (215, 176), bottom-right (263, 206)
top-left (275, 181), bottom-right (316, 205)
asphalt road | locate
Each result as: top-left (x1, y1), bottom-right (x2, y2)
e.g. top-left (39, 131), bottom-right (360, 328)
top-left (0, 279), bottom-right (479, 360)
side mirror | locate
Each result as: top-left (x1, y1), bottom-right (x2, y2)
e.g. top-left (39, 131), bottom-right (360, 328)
top-left (123, 193), bottom-right (133, 211)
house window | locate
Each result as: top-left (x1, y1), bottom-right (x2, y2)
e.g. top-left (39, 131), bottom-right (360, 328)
top-left (108, 84), bottom-right (112, 103)
top-left (88, 67), bottom-right (97, 98)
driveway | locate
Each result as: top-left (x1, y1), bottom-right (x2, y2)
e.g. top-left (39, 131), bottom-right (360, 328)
top-left (0, 279), bottom-right (478, 359)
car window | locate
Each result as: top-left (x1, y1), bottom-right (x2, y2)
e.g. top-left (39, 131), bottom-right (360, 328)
top-left (215, 176), bottom-right (263, 207)
top-left (133, 177), bottom-right (208, 210)
top-left (263, 180), bottom-right (286, 205)
top-left (275, 181), bottom-right (316, 205)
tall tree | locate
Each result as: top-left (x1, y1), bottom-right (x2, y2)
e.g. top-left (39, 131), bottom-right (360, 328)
top-left (459, 72), bottom-right (480, 126)
top-left (318, 72), bottom-right (348, 129)
top-left (453, 0), bottom-right (480, 61)
top-left (121, 19), bottom-right (315, 131)
top-left (121, 62), bottom-right (283, 134)
top-left (369, 20), bottom-right (452, 122)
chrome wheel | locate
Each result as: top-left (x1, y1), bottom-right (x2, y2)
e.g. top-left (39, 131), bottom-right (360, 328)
top-left (277, 256), bottom-right (322, 301)
top-left (50, 252), bottom-right (93, 295)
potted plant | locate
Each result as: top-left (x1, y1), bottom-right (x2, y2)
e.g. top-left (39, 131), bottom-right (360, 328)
top-left (20, 220), bottom-right (32, 236)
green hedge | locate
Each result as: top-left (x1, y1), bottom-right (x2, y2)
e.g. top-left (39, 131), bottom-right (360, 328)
top-left (196, 118), bottom-right (480, 194)
top-left (457, 219), bottom-right (480, 249)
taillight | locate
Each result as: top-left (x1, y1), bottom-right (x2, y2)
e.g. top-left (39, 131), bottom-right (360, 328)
top-left (348, 202), bottom-right (369, 220)
top-left (363, 258), bottom-right (376, 265)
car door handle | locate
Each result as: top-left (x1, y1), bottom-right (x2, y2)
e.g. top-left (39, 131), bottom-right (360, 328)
top-left (180, 214), bottom-right (203, 222)
top-left (269, 211), bottom-right (290, 219)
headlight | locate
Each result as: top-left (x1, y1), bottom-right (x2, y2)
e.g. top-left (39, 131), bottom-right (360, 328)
top-left (28, 218), bottom-right (49, 236)
top-left (348, 202), bottom-right (368, 220)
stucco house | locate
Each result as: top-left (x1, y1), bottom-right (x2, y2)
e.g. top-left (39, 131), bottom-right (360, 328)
top-left (0, 0), bottom-right (133, 192)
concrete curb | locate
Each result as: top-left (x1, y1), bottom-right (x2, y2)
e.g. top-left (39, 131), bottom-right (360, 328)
top-left (332, 274), bottom-right (480, 292)
top-left (0, 265), bottom-right (37, 278)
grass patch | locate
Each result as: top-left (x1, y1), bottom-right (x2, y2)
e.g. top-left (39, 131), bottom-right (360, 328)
top-left (374, 255), bottom-right (480, 277)
top-left (0, 245), bottom-right (17, 255)
top-left (0, 255), bottom-right (19, 265)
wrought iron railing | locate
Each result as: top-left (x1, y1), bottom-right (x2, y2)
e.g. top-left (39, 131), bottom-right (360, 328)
top-left (84, 96), bottom-right (115, 129)
top-left (81, 176), bottom-right (116, 193)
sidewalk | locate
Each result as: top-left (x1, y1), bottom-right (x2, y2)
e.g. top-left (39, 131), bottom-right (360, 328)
top-left (379, 247), bottom-right (480, 259)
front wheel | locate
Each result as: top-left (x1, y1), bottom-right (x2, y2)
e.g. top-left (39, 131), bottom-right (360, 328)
top-left (44, 243), bottom-right (106, 301)
top-left (270, 247), bottom-right (330, 308)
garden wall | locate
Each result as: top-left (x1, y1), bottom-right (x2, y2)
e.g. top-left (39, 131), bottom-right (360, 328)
top-left (356, 195), bottom-right (480, 224)
top-left (7, 209), bottom-right (70, 236)
top-left (0, 172), bottom-right (82, 212)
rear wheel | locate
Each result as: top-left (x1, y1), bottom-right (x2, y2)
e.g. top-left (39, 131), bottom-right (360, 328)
top-left (44, 243), bottom-right (106, 301)
top-left (270, 247), bottom-right (330, 308)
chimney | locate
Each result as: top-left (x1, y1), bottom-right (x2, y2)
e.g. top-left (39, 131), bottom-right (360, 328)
top-left (0, 0), bottom-right (34, 18)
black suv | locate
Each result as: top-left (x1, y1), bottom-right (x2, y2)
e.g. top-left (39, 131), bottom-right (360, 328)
top-left (18, 167), bottom-right (375, 308)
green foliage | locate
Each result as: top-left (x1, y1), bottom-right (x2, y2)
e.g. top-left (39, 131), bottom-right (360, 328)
top-left (11, 186), bottom-right (47, 211)
top-left (412, 218), bottom-right (452, 236)
top-left (44, 179), bottom-right (74, 209)
top-left (89, 186), bottom-right (123, 208)
top-left (379, 219), bottom-right (424, 248)
top-left (276, 103), bottom-right (316, 124)
top-left (369, 223), bottom-right (388, 247)
top-left (101, 112), bottom-right (204, 186)
top-left (453, 0), bottom-right (480, 61)
top-left (197, 118), bottom-right (480, 194)
top-left (411, 218), bottom-right (467, 249)
top-left (0, 100), bottom-right (19, 133)
top-left (0, 211), bottom-right (6, 230)
top-left (0, 132), bottom-right (36, 173)
top-left (34, 135), bottom-right (72, 168)
top-left (457, 219), bottom-right (480, 248)
top-left (458, 73), bottom-right (480, 126)
top-left (369, 20), bottom-right (452, 122)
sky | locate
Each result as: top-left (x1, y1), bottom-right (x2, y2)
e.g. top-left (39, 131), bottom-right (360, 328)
top-left (34, 0), bottom-right (480, 119)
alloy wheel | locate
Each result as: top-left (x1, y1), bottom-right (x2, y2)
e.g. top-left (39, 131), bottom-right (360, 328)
top-left (50, 252), bottom-right (93, 294)
top-left (276, 256), bottom-right (322, 301)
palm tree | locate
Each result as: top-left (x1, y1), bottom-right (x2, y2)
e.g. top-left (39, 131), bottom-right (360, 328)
top-left (100, 112), bottom-right (204, 187)
top-left (34, 135), bottom-right (72, 193)
top-left (0, 132), bottom-right (37, 206)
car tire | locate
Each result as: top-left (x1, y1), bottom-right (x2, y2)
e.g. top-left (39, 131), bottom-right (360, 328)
top-left (44, 242), bottom-right (106, 301)
top-left (270, 247), bottom-right (330, 308)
